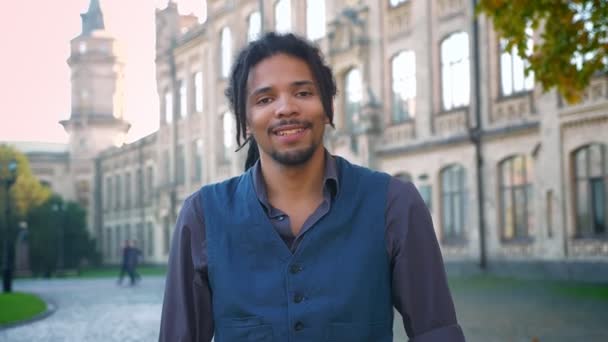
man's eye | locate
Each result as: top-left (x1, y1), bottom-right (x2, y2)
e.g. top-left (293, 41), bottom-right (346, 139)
top-left (257, 97), bottom-right (273, 105)
top-left (296, 91), bottom-right (313, 97)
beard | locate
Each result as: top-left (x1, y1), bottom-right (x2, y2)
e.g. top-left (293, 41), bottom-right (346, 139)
top-left (269, 143), bottom-right (319, 166)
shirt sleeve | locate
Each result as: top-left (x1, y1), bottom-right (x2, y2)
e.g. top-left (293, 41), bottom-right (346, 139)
top-left (159, 192), bottom-right (214, 342)
top-left (385, 178), bottom-right (466, 342)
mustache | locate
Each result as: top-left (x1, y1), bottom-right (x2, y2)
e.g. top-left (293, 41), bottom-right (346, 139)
top-left (267, 119), bottom-right (313, 134)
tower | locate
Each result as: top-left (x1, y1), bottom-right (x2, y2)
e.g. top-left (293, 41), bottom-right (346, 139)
top-left (60, 0), bottom-right (130, 230)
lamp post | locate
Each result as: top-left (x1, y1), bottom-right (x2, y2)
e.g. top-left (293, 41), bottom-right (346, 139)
top-left (2, 159), bottom-right (18, 293)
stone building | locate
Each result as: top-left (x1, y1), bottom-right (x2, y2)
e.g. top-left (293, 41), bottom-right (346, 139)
top-left (14, 0), bottom-right (608, 280)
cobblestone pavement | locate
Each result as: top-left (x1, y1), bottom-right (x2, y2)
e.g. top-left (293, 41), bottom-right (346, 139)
top-left (1, 275), bottom-right (607, 341)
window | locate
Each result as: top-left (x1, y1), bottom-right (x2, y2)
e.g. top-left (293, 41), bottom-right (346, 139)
top-left (163, 150), bottom-right (170, 184)
top-left (500, 27), bottom-right (534, 96)
top-left (164, 216), bottom-right (171, 255)
top-left (115, 225), bottom-right (122, 258)
top-left (164, 90), bottom-right (173, 123)
top-left (146, 165), bottom-right (154, 203)
top-left (307, 0), bottom-right (325, 40)
top-left (105, 227), bottom-right (112, 258)
top-left (79, 41), bottom-right (87, 54)
top-left (115, 174), bottom-right (121, 209)
top-left (441, 165), bottom-right (466, 241)
top-left (391, 50), bottom-right (416, 122)
top-left (223, 112), bottom-right (235, 162)
top-left (192, 139), bottom-right (203, 182)
top-left (275, 0), bottom-right (292, 33)
top-left (248, 11), bottom-right (261, 42)
top-left (344, 68), bottom-right (362, 130)
top-left (573, 144), bottom-right (607, 237)
top-left (125, 172), bottom-right (131, 209)
top-left (389, 0), bottom-right (408, 6)
top-left (441, 32), bottom-right (470, 110)
top-left (136, 168), bottom-right (143, 206)
top-left (194, 71), bottom-right (203, 113)
top-left (105, 177), bottom-right (112, 211)
top-left (179, 80), bottom-right (187, 118)
top-left (125, 224), bottom-right (131, 241)
top-left (137, 223), bottom-right (145, 261)
top-left (221, 27), bottom-right (232, 78)
top-left (419, 184), bottom-right (432, 211)
top-left (345, 68), bottom-right (362, 152)
top-left (147, 223), bottom-right (154, 257)
top-left (499, 155), bottom-right (534, 241)
top-left (176, 144), bottom-right (185, 185)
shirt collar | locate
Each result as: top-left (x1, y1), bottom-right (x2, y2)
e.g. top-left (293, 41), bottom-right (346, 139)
top-left (252, 150), bottom-right (340, 214)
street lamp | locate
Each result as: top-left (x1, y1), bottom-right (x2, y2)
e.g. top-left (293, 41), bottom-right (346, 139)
top-left (2, 159), bottom-right (18, 293)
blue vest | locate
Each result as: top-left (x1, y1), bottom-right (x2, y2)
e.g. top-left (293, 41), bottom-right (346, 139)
top-left (201, 157), bottom-right (393, 342)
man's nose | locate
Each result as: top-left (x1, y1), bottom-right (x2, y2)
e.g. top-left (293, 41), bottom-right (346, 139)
top-left (275, 95), bottom-right (299, 118)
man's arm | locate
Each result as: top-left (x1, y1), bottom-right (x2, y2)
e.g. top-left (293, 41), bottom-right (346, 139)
top-left (386, 179), bottom-right (466, 342)
top-left (159, 193), bottom-right (214, 342)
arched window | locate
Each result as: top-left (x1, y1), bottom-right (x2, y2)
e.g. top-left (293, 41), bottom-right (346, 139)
top-left (221, 27), bottom-right (232, 78)
top-left (248, 11), bottom-right (261, 42)
top-left (179, 79), bottom-right (187, 118)
top-left (441, 32), bottom-right (470, 110)
top-left (306, 0), bottom-right (325, 40)
top-left (391, 50), bottom-right (416, 123)
top-left (441, 165), bottom-right (466, 240)
top-left (274, 0), bottom-right (292, 33)
top-left (164, 90), bottom-right (173, 123)
top-left (573, 144), bottom-right (607, 237)
top-left (499, 155), bottom-right (534, 240)
top-left (500, 27), bottom-right (534, 96)
top-left (344, 68), bottom-right (362, 130)
top-left (194, 71), bottom-right (203, 113)
top-left (344, 68), bottom-right (362, 152)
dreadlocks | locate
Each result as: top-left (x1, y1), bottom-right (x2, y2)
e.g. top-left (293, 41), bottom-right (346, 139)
top-left (224, 32), bottom-right (337, 171)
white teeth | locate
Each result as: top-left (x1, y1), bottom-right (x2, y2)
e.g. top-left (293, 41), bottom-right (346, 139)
top-left (276, 128), bottom-right (303, 136)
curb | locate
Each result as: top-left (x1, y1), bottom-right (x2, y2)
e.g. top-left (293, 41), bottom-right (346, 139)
top-left (0, 293), bottom-right (56, 331)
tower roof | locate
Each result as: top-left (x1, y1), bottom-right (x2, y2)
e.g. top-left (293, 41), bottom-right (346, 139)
top-left (81, 0), bottom-right (105, 36)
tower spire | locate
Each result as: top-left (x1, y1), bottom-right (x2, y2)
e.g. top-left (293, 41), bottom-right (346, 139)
top-left (81, 0), bottom-right (105, 36)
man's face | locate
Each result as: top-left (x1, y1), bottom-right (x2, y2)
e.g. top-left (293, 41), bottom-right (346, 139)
top-left (246, 53), bottom-right (328, 167)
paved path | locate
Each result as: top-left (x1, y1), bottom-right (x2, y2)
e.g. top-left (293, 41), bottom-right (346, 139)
top-left (1, 275), bottom-right (607, 341)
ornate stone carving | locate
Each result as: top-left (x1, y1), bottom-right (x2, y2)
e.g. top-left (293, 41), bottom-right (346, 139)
top-left (437, 0), bottom-right (466, 20)
top-left (434, 109), bottom-right (468, 137)
top-left (490, 94), bottom-right (533, 125)
top-left (327, 5), bottom-right (369, 57)
top-left (387, 1), bottom-right (412, 37)
top-left (382, 121), bottom-right (415, 147)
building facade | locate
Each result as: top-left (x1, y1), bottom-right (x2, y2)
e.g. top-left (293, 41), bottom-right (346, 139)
top-left (18, 0), bottom-right (608, 280)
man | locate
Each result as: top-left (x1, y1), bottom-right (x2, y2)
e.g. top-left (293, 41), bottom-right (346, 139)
top-left (160, 32), bottom-right (465, 341)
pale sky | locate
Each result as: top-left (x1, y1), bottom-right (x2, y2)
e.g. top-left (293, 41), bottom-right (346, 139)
top-left (0, 0), bottom-right (204, 144)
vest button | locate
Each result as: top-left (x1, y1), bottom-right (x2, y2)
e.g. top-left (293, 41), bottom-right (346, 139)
top-left (294, 321), bottom-right (304, 331)
top-left (294, 294), bottom-right (304, 303)
top-left (289, 264), bottom-right (302, 274)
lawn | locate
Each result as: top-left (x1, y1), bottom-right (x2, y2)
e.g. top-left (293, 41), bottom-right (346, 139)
top-left (0, 292), bottom-right (46, 325)
top-left (448, 274), bottom-right (608, 301)
top-left (17, 265), bottom-right (167, 279)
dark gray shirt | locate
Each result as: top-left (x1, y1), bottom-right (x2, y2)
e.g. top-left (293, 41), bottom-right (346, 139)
top-left (159, 154), bottom-right (465, 341)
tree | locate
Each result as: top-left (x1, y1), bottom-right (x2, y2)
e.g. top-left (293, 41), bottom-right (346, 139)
top-left (27, 195), bottom-right (100, 277)
top-left (478, 0), bottom-right (608, 103)
top-left (1, 145), bottom-right (51, 290)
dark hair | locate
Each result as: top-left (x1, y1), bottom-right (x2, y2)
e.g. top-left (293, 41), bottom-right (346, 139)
top-left (224, 32), bottom-right (337, 171)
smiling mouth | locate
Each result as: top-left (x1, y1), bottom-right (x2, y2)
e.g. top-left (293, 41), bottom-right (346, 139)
top-left (275, 128), bottom-right (305, 136)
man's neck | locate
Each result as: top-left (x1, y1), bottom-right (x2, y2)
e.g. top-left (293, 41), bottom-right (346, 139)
top-left (259, 147), bottom-right (326, 204)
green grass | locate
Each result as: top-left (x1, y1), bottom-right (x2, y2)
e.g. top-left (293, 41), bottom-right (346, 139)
top-left (0, 292), bottom-right (46, 325)
top-left (448, 274), bottom-right (608, 301)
